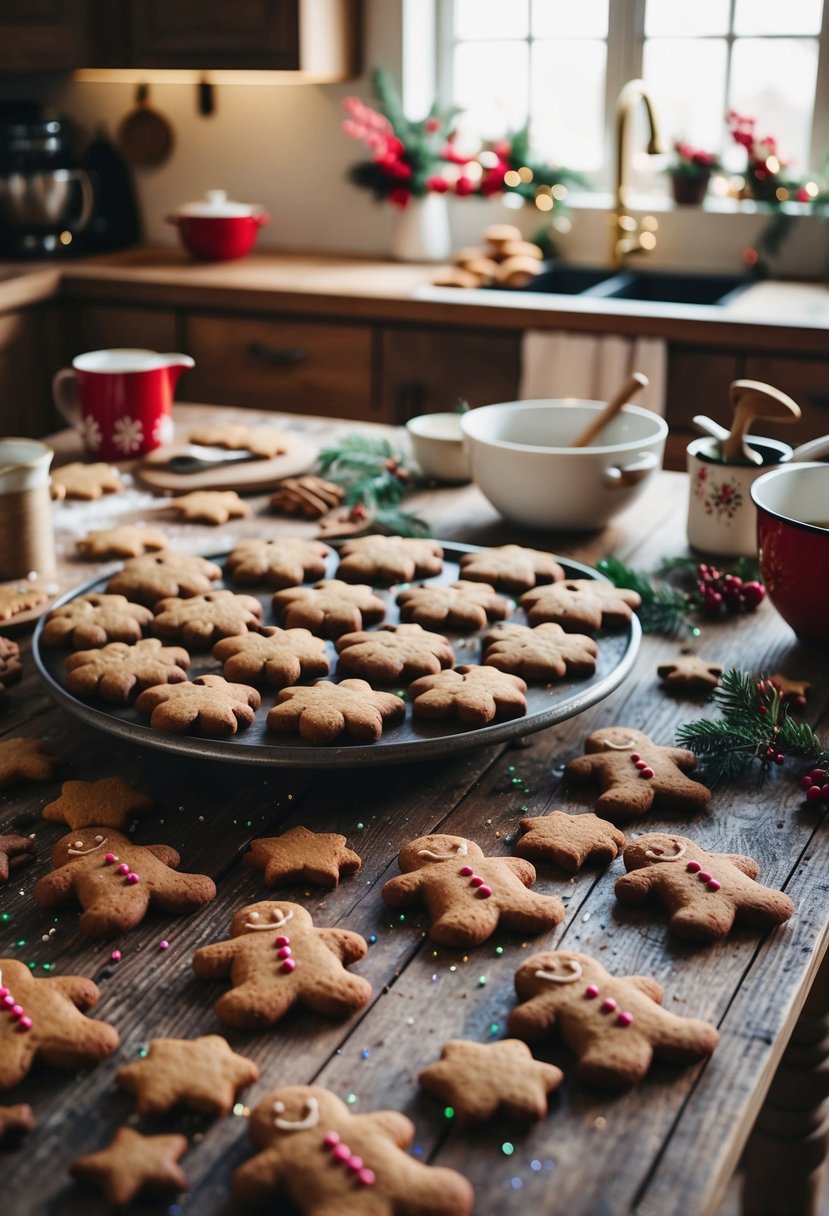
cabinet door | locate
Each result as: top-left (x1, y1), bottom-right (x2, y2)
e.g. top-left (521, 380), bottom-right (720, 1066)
top-left (184, 313), bottom-right (375, 418)
top-left (664, 346), bottom-right (742, 471)
top-left (130, 0), bottom-right (298, 68)
top-left (62, 304), bottom-right (179, 362)
top-left (380, 327), bottom-right (521, 424)
top-left (0, 306), bottom-right (57, 437)
top-left (742, 355), bottom-right (829, 449)
top-left (0, 0), bottom-right (119, 70)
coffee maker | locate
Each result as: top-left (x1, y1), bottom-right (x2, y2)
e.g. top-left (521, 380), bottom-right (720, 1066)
top-left (0, 101), bottom-right (94, 257)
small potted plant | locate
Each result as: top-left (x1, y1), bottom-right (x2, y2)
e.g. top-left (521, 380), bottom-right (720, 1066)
top-left (726, 111), bottom-right (790, 202)
top-left (668, 141), bottom-right (720, 205)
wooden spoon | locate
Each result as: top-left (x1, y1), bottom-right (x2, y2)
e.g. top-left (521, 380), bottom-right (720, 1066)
top-left (721, 380), bottom-right (801, 465)
top-left (572, 372), bottom-right (649, 448)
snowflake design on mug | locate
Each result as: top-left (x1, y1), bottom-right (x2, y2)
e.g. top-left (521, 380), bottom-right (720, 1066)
top-left (152, 414), bottom-right (174, 447)
top-left (112, 416), bottom-right (145, 455)
top-left (81, 415), bottom-right (102, 452)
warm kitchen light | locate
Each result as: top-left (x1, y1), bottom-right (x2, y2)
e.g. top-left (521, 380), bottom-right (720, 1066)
top-left (551, 184), bottom-right (568, 200)
top-left (504, 170), bottom-right (521, 187)
top-left (517, 166), bottom-right (533, 183)
top-left (535, 194), bottom-right (553, 211)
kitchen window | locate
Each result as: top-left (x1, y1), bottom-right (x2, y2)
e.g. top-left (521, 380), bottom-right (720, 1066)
top-left (437, 0), bottom-right (828, 188)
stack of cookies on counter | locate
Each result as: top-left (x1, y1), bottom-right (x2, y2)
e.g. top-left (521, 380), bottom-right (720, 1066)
top-left (433, 224), bottom-right (546, 290)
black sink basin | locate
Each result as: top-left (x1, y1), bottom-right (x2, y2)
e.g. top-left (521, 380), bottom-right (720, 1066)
top-left (514, 265), bottom-right (615, 294)
top-left (584, 270), bottom-right (750, 306)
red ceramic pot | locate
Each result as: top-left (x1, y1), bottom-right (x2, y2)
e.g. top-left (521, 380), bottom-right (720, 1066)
top-left (751, 463), bottom-right (829, 641)
top-left (167, 190), bottom-right (269, 261)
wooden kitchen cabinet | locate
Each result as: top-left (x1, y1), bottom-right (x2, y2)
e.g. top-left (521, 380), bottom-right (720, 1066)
top-left (743, 354), bottom-right (829, 447)
top-left (61, 303), bottom-right (179, 361)
top-left (379, 326), bottom-right (521, 423)
top-left (0, 0), bottom-right (118, 71)
top-left (0, 305), bottom-right (59, 436)
top-left (183, 312), bottom-right (376, 419)
top-left (664, 345), bottom-right (742, 469)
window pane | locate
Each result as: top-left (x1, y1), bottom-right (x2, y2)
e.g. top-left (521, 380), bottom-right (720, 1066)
top-left (454, 0), bottom-right (529, 40)
top-left (530, 40), bottom-right (607, 171)
top-left (531, 0), bottom-right (608, 39)
top-left (734, 0), bottom-right (823, 36)
top-left (645, 0), bottom-right (729, 37)
top-left (454, 41), bottom-right (530, 142)
top-left (729, 38), bottom-right (818, 169)
top-left (643, 38), bottom-right (727, 151)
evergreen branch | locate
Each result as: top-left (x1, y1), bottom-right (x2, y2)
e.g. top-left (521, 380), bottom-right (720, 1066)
top-left (597, 556), bottom-right (693, 636)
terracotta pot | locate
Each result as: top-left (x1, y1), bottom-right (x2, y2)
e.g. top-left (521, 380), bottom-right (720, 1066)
top-left (670, 170), bottom-right (711, 205)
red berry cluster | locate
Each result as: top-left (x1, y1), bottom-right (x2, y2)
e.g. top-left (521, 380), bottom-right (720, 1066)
top-left (801, 769), bottom-right (829, 805)
top-left (696, 565), bottom-right (766, 617)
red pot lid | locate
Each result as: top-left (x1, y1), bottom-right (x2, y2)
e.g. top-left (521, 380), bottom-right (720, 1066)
top-left (174, 189), bottom-right (262, 218)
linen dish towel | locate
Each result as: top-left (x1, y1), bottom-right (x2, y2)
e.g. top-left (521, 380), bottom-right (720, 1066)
top-left (520, 331), bottom-right (667, 414)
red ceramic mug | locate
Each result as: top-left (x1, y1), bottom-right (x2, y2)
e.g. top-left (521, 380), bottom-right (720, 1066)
top-left (751, 462), bottom-right (829, 641)
top-left (52, 349), bottom-right (195, 459)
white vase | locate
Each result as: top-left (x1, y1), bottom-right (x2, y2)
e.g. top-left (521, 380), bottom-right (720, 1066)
top-left (389, 193), bottom-right (451, 262)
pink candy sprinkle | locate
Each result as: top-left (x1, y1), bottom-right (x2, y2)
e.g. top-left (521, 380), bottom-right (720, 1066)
top-left (333, 1142), bottom-right (352, 1163)
top-left (459, 865), bottom-right (473, 877)
top-left (10, 1004), bottom-right (23, 1018)
top-left (18, 1015), bottom-right (32, 1031)
top-left (323, 1131), bottom-right (340, 1148)
top-left (357, 1168), bottom-right (376, 1187)
top-left (698, 871), bottom-right (712, 883)
top-left (159, 940), bottom-right (170, 950)
top-left (2, 994), bottom-right (14, 1008)
top-left (281, 958), bottom-right (297, 973)
top-left (635, 760), bottom-right (648, 771)
top-left (470, 875), bottom-right (484, 888)
top-left (347, 1155), bottom-right (364, 1172)
top-left (277, 946), bottom-right (292, 959)
top-left (640, 767), bottom-right (654, 779)
top-left (601, 997), bottom-right (617, 1013)
top-left (111, 950), bottom-right (122, 962)
top-left (686, 861), bottom-right (701, 874)
top-left (126, 872), bottom-right (140, 884)
top-left (630, 753), bottom-right (641, 762)
top-left (707, 880), bottom-right (721, 892)
top-left (0, 987), bottom-right (8, 999)
top-left (585, 984), bottom-right (599, 999)
top-left (275, 935), bottom-right (290, 947)
top-left (477, 885), bottom-right (492, 899)
top-left (104, 853), bottom-right (117, 865)
top-left (117, 863), bottom-right (129, 875)
top-left (616, 1011), bottom-right (634, 1027)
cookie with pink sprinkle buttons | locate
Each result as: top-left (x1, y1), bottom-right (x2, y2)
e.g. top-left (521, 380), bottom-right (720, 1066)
top-left (233, 1085), bottom-right (474, 1213)
top-left (381, 833), bottom-right (564, 948)
top-left (192, 900), bottom-right (371, 1029)
top-left (33, 828), bottom-right (216, 939)
top-left (616, 833), bottom-right (794, 942)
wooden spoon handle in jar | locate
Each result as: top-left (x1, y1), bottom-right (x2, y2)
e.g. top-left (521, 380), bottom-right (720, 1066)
top-left (572, 372), bottom-right (650, 448)
top-left (721, 379), bottom-right (801, 464)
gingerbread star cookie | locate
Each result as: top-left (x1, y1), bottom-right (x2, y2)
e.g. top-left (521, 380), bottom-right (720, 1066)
top-left (381, 834), bottom-right (564, 948)
top-left (397, 580), bottom-right (510, 631)
top-left (419, 1039), bottom-right (563, 1125)
top-left (65, 638), bottom-right (190, 703)
top-left (657, 656), bottom-right (723, 692)
top-left (152, 589), bottom-right (262, 649)
top-left (0, 737), bottom-right (61, 791)
top-left (214, 627), bottom-right (330, 688)
top-left (616, 832), bottom-right (794, 943)
top-left (0, 1103), bottom-right (36, 1146)
top-left (71, 1127), bottom-right (188, 1207)
top-left (166, 489), bottom-right (252, 526)
top-left (76, 524), bottom-right (167, 560)
top-left (189, 422), bottom-right (291, 459)
top-left (768, 673), bottom-right (811, 709)
top-left (521, 579), bottom-right (641, 632)
top-left (42, 777), bottom-right (153, 832)
top-left (34, 828), bottom-right (216, 939)
top-left (483, 622), bottom-right (598, 680)
top-left (336, 535), bottom-right (444, 584)
top-left (272, 579), bottom-right (386, 638)
top-left (336, 623), bottom-right (455, 683)
top-left (565, 726), bottom-right (711, 821)
top-left (459, 544), bottom-right (565, 593)
top-left (192, 901), bottom-right (371, 1029)
top-left (233, 1086), bottom-right (474, 1214)
top-left (267, 678), bottom-right (405, 744)
top-left (106, 550), bottom-right (223, 607)
top-left (516, 811), bottom-right (627, 873)
top-left (0, 587), bottom-right (49, 623)
top-left (51, 462), bottom-right (122, 501)
top-left (244, 827), bottom-right (361, 890)
top-left (0, 834), bottom-right (35, 884)
top-left (409, 665), bottom-right (528, 727)
top-left (227, 537), bottom-right (331, 588)
top-left (0, 636), bottom-right (22, 693)
top-left (509, 951), bottom-right (719, 1089)
top-left (117, 1036), bottom-right (259, 1117)
top-left (136, 674), bottom-right (261, 737)
top-left (42, 593), bottom-right (153, 649)
top-left (0, 958), bottom-right (119, 1089)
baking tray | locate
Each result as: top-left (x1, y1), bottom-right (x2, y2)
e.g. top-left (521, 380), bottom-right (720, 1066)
top-left (32, 543), bottom-right (640, 768)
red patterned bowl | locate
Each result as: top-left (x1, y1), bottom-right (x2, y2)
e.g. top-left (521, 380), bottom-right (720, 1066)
top-left (751, 463), bottom-right (829, 641)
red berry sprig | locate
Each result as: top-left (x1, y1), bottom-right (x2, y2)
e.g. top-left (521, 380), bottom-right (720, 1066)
top-left (801, 769), bottom-right (829, 805)
top-left (695, 564), bottom-right (766, 618)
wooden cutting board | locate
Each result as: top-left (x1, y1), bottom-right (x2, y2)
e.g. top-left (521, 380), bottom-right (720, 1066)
top-left (136, 434), bottom-right (318, 494)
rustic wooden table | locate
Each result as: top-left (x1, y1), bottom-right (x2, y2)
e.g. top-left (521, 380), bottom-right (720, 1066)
top-left (2, 405), bottom-right (827, 1216)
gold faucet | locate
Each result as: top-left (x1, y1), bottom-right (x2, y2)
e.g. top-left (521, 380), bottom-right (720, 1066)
top-left (612, 79), bottom-right (663, 266)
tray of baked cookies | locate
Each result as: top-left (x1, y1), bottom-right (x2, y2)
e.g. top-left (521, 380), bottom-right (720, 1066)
top-left (32, 538), bottom-right (641, 768)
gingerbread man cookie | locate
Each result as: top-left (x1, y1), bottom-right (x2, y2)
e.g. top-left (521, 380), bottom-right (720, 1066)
top-left (267, 678), bottom-right (405, 744)
top-left (232, 1086), bottom-right (474, 1214)
top-left (42, 777), bottom-right (153, 832)
top-left (273, 579), bottom-right (386, 638)
top-left (616, 833), bottom-right (794, 942)
top-left (71, 1127), bottom-right (188, 1207)
top-left (76, 525), bottom-right (167, 560)
top-left (336, 623), bottom-right (455, 683)
top-left (106, 551), bottom-right (222, 607)
top-left (65, 637), bottom-right (190, 704)
top-left (117, 1035), bottom-right (259, 1117)
top-left (483, 622), bottom-right (598, 681)
top-left (136, 674), bottom-right (261, 737)
top-left (152, 590), bottom-right (262, 649)
top-left (214, 627), bottom-right (330, 689)
top-left (192, 900), bottom-right (371, 1029)
top-left (419, 1038), bottom-right (563, 1125)
top-left (336, 535), bottom-right (444, 584)
top-left (34, 828), bottom-right (216, 939)
top-left (565, 726), bottom-right (711, 821)
top-left (245, 827), bottom-right (361, 889)
top-left (516, 811), bottom-right (626, 873)
top-left (0, 958), bottom-right (119, 1089)
top-left (166, 489), bottom-right (251, 525)
top-left (0, 587), bottom-right (49, 623)
top-left (42, 593), bottom-right (153, 649)
top-left (521, 579), bottom-right (641, 632)
top-left (408, 665), bottom-right (528, 727)
top-left (459, 544), bottom-right (564, 593)
top-left (508, 950), bottom-right (719, 1089)
top-left (381, 834), bottom-right (564, 947)
top-left (0, 834), bottom-right (35, 884)
top-left (227, 537), bottom-right (330, 588)
top-left (397, 580), bottom-right (509, 631)
top-left (657, 656), bottom-right (723, 693)
top-left (0, 737), bottom-right (61, 790)
top-left (51, 462), bottom-right (122, 501)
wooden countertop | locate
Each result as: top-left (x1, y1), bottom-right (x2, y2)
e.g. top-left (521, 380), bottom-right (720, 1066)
top-left (2, 403), bottom-right (828, 1215)
top-left (1, 247), bottom-right (828, 354)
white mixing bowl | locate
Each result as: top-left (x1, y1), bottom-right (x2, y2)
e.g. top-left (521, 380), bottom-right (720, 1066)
top-left (460, 399), bottom-right (668, 530)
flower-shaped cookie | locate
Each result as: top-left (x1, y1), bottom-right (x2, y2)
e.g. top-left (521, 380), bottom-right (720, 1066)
top-left (336, 623), bottom-right (455, 683)
top-left (189, 422), bottom-right (291, 458)
top-left (51, 462), bottom-right (122, 501)
top-left (106, 551), bottom-right (222, 607)
top-left (0, 587), bottom-right (49, 623)
top-left (409, 665), bottom-right (527, 727)
top-left (483, 622), bottom-right (598, 680)
top-left (227, 538), bottom-right (330, 588)
top-left (337, 535), bottom-right (444, 584)
top-left (272, 579), bottom-right (386, 639)
top-left (214, 628), bottom-right (329, 688)
top-left (64, 638), bottom-right (190, 703)
top-left (397, 580), bottom-right (509, 631)
top-left (152, 590), bottom-right (262, 649)
top-left (459, 544), bottom-right (564, 593)
top-left (76, 525), bottom-right (167, 559)
top-left (42, 594), bottom-right (153, 649)
top-left (166, 489), bottom-right (251, 525)
top-left (136, 674), bottom-right (261, 736)
top-left (267, 678), bottom-right (405, 744)
top-left (521, 579), bottom-right (641, 632)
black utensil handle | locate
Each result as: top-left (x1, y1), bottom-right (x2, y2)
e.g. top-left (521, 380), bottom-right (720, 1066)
top-left (248, 342), bottom-right (309, 367)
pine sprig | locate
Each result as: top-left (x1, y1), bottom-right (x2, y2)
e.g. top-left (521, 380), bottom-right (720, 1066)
top-left (677, 668), bottom-right (825, 786)
top-left (317, 431), bottom-right (429, 538)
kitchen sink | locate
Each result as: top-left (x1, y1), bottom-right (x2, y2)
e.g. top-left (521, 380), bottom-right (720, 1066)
top-left (586, 269), bottom-right (750, 306)
top-left (514, 265), bottom-right (617, 294)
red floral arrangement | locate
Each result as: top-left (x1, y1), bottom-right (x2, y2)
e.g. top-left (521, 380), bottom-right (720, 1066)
top-left (670, 140), bottom-right (720, 177)
top-left (726, 110), bottom-right (792, 199)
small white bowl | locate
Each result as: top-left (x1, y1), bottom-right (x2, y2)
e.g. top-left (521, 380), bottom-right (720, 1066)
top-left (406, 412), bottom-right (470, 483)
top-left (460, 399), bottom-right (667, 530)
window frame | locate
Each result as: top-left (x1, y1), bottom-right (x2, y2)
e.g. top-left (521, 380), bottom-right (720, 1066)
top-left (436, 0), bottom-right (829, 191)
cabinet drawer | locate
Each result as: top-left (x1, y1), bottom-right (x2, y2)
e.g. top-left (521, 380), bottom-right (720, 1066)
top-left (184, 314), bottom-right (375, 419)
top-left (63, 304), bottom-right (179, 362)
